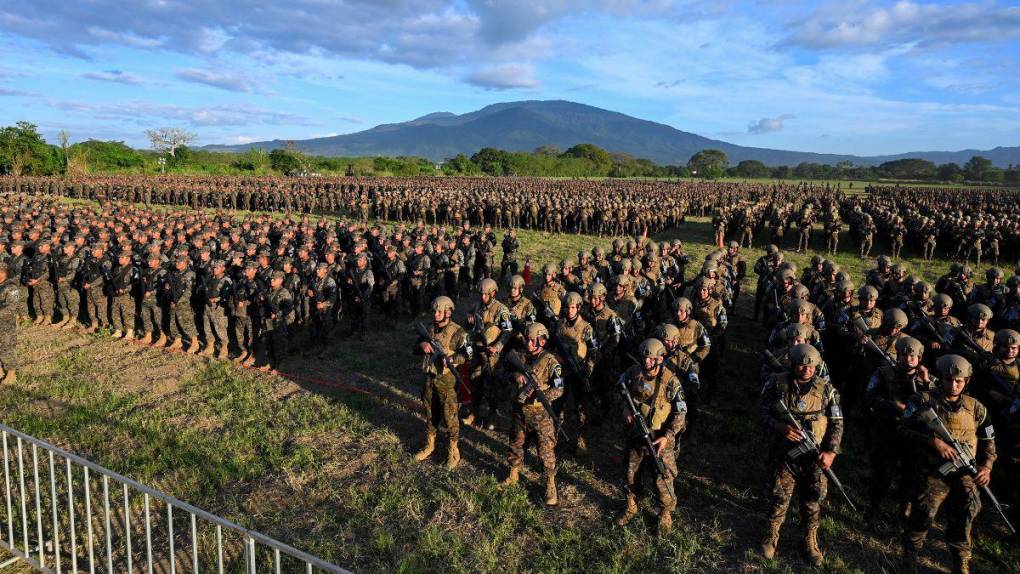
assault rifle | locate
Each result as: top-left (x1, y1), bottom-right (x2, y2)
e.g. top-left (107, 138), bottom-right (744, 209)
top-left (543, 302), bottom-right (595, 400)
top-left (346, 267), bottom-right (366, 303)
top-left (915, 408), bottom-right (1015, 534)
top-left (907, 303), bottom-right (948, 347)
top-left (414, 322), bottom-right (471, 401)
top-left (774, 400), bottom-right (858, 512)
top-left (852, 317), bottom-right (896, 368)
top-left (621, 353), bottom-right (676, 499)
top-left (505, 352), bottom-right (567, 442)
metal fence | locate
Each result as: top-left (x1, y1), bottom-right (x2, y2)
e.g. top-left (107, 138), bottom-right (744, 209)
top-left (0, 423), bottom-right (352, 574)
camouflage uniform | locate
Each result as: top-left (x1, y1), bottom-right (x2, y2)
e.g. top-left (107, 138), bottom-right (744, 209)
top-left (0, 276), bottom-right (20, 378)
top-left (506, 348), bottom-right (563, 485)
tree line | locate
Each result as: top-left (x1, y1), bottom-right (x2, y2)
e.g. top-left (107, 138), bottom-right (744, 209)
top-left (1, 121), bottom-right (1017, 184)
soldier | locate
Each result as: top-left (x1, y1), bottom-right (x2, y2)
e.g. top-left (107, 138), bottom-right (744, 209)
top-left (859, 213), bottom-right (876, 258)
top-left (0, 264), bottom-right (20, 383)
top-left (465, 278), bottom-right (513, 429)
top-left (500, 322), bottom-right (564, 506)
top-left (160, 256), bottom-right (196, 351)
top-left (500, 228), bottom-right (520, 279)
top-left (107, 251), bottom-right (136, 340)
top-left (614, 338), bottom-right (686, 533)
top-left (505, 274), bottom-right (536, 329)
top-left (51, 243), bottom-right (81, 328)
top-left (137, 255), bottom-right (165, 346)
top-left (671, 297), bottom-right (711, 366)
top-left (901, 355), bottom-right (997, 574)
top-left (752, 245), bottom-right (782, 321)
top-left (202, 260), bottom-right (233, 359)
top-left (721, 241), bottom-right (746, 312)
top-left (79, 245), bottom-right (109, 332)
top-left (232, 263), bottom-right (262, 367)
top-left (414, 296), bottom-right (471, 469)
top-left (406, 242), bottom-right (430, 315)
top-left (947, 304), bottom-right (995, 364)
top-left (864, 336), bottom-right (933, 521)
top-left (24, 241), bottom-right (52, 324)
top-left (552, 291), bottom-right (597, 451)
top-left (586, 282), bottom-right (623, 413)
top-left (759, 344), bottom-right (843, 565)
top-left (345, 254), bottom-right (374, 340)
top-left (981, 329), bottom-right (1020, 526)
top-left (260, 271), bottom-right (293, 371)
top-left (380, 246), bottom-right (406, 323)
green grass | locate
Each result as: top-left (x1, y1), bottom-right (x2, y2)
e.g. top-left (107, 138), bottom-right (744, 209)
top-left (1, 211), bottom-right (1016, 573)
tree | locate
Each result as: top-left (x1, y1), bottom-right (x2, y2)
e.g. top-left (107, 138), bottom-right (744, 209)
top-left (145, 127), bottom-right (196, 158)
top-left (533, 145), bottom-right (561, 157)
top-left (937, 162), bottom-right (962, 182)
top-left (0, 122), bottom-right (61, 175)
top-left (233, 148), bottom-right (270, 172)
top-left (471, 147), bottom-right (512, 175)
top-left (877, 158), bottom-right (936, 180)
top-left (733, 159), bottom-right (770, 178)
top-left (963, 156), bottom-right (992, 182)
top-left (269, 149), bottom-right (302, 174)
top-left (687, 149), bottom-right (728, 179)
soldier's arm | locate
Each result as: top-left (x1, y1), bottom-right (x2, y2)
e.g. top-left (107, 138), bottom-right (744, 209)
top-left (821, 387), bottom-right (844, 454)
top-left (691, 323), bottom-right (711, 363)
top-left (759, 378), bottom-right (788, 434)
top-left (975, 403), bottom-right (997, 470)
top-left (664, 375), bottom-right (688, 436)
top-left (544, 361), bottom-right (565, 402)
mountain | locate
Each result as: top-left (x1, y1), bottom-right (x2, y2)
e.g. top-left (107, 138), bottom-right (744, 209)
top-left (203, 100), bottom-right (1019, 167)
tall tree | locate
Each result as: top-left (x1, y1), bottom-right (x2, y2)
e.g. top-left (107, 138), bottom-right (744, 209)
top-left (963, 156), bottom-right (992, 181)
top-left (687, 149), bottom-right (728, 178)
top-left (145, 127), bottom-right (196, 158)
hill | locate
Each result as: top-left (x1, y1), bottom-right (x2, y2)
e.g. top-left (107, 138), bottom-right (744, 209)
top-left (203, 100), bottom-right (1020, 167)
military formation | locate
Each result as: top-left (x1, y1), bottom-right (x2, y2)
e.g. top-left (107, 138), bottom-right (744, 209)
top-left (1, 177), bottom-right (1019, 573)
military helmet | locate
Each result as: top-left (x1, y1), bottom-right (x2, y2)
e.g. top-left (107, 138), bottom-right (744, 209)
top-left (986, 268), bottom-right (1003, 281)
top-left (692, 276), bottom-right (710, 291)
top-left (431, 296), bottom-right (455, 314)
top-left (933, 293), bottom-right (953, 308)
top-left (478, 278), bottom-right (498, 295)
top-left (968, 303), bottom-right (993, 321)
top-left (792, 284), bottom-right (810, 300)
top-left (593, 246), bottom-right (605, 257)
top-left (612, 239), bottom-right (623, 250)
top-left (638, 338), bottom-right (667, 359)
top-left (727, 240), bottom-right (739, 249)
top-left (577, 250), bottom-right (588, 262)
top-left (701, 260), bottom-right (718, 274)
top-left (542, 263), bottom-right (559, 276)
top-left (785, 323), bottom-right (813, 343)
top-left (912, 281), bottom-right (931, 296)
top-left (789, 344), bottom-right (822, 368)
top-left (614, 274), bottom-right (631, 287)
top-left (950, 262), bottom-right (963, 273)
top-left (810, 255), bottom-right (823, 266)
top-left (884, 308), bottom-right (908, 329)
top-left (994, 329), bottom-right (1020, 348)
top-left (878, 255), bottom-right (891, 266)
top-left (564, 292), bottom-right (584, 307)
top-left (790, 298), bottom-right (811, 316)
top-left (895, 336), bottom-right (924, 358)
top-left (654, 323), bottom-right (681, 344)
top-left (836, 279), bottom-right (855, 294)
top-left (961, 264), bottom-right (973, 276)
top-left (525, 322), bottom-right (550, 342)
top-left (766, 244), bottom-right (779, 256)
top-left (936, 354), bottom-right (972, 379)
top-left (561, 258), bottom-right (575, 269)
top-left (509, 274), bottom-right (526, 289)
top-left (631, 257), bottom-right (643, 271)
top-left (673, 297), bottom-right (693, 312)
top-left (890, 263), bottom-right (906, 275)
top-left (858, 285), bottom-right (879, 301)
top-left (590, 282), bottom-right (608, 298)
top-left (1007, 275), bottom-right (1020, 289)
top-left (777, 268), bottom-right (796, 282)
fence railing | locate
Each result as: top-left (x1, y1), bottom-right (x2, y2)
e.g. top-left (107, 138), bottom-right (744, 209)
top-left (0, 423), bottom-right (352, 574)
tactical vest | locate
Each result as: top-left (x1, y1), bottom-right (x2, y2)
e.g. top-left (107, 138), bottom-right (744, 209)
top-left (777, 375), bottom-right (832, 445)
top-left (624, 365), bottom-right (677, 431)
top-left (422, 322), bottom-right (467, 377)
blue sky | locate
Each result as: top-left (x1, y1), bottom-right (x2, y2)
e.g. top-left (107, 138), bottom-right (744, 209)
top-left (1, 0), bottom-right (1018, 156)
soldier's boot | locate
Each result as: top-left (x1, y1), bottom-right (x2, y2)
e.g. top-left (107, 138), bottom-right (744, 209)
top-left (152, 333), bottom-right (167, 347)
top-left (1, 370), bottom-right (16, 385)
top-left (544, 474), bottom-right (558, 506)
top-left (53, 316), bottom-right (69, 328)
top-left (111, 330), bottom-right (123, 339)
top-left (167, 338), bottom-right (184, 351)
top-left (413, 432), bottom-right (436, 462)
top-left (759, 519), bottom-right (782, 560)
top-left (615, 495), bottom-right (639, 526)
top-left (125, 329), bottom-right (135, 341)
top-left (500, 467), bottom-right (520, 488)
top-left (445, 440), bottom-right (460, 470)
top-left (186, 340), bottom-right (202, 355)
top-left (200, 343), bottom-right (216, 357)
top-left (216, 346), bottom-right (231, 361)
top-left (241, 354), bottom-right (256, 368)
top-left (804, 524), bottom-right (824, 566)
top-left (658, 509), bottom-right (673, 534)
top-left (951, 550), bottom-right (970, 574)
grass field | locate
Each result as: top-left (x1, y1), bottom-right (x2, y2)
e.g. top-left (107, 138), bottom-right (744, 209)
top-left (1, 212), bottom-right (1018, 573)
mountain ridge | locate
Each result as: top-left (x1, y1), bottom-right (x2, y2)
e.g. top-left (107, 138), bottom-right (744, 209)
top-left (203, 100), bottom-right (1019, 167)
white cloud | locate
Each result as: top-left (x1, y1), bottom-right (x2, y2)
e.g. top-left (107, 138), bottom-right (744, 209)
top-left (48, 100), bottom-right (317, 128)
top-left (465, 63), bottom-right (539, 90)
top-left (748, 114), bottom-right (794, 134)
top-left (782, 1), bottom-right (1020, 51)
top-left (82, 70), bottom-right (144, 85)
top-left (175, 68), bottom-right (256, 93)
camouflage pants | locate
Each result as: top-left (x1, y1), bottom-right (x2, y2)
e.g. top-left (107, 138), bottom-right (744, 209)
top-left (0, 315), bottom-right (16, 372)
top-left (139, 299), bottom-right (161, 339)
top-left (923, 240), bottom-right (936, 261)
top-left (27, 281), bottom-right (54, 321)
top-left (826, 232), bottom-right (839, 255)
top-left (765, 458), bottom-right (828, 528)
top-left (309, 308), bottom-right (334, 346)
top-left (904, 474), bottom-right (981, 560)
top-left (109, 294), bottom-right (134, 332)
top-left (860, 234), bottom-right (873, 257)
top-left (162, 303), bottom-right (194, 344)
top-left (624, 435), bottom-right (678, 509)
top-left (261, 321), bottom-right (289, 366)
top-left (868, 429), bottom-right (912, 512)
top-left (82, 287), bottom-right (105, 327)
top-left (55, 283), bottom-right (80, 323)
top-left (508, 404), bottom-right (557, 475)
top-left (232, 310), bottom-right (259, 355)
top-left (203, 305), bottom-right (230, 351)
top-left (422, 374), bottom-right (459, 441)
